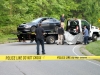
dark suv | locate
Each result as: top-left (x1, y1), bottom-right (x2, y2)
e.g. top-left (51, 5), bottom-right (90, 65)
top-left (17, 17), bottom-right (61, 33)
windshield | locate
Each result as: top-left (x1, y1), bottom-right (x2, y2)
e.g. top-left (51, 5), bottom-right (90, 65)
top-left (31, 18), bottom-right (42, 23)
top-left (81, 20), bottom-right (90, 27)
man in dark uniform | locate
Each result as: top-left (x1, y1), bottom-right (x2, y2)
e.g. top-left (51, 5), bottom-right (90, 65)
top-left (35, 23), bottom-right (46, 55)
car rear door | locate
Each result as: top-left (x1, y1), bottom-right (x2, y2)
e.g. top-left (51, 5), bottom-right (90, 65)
top-left (41, 19), bottom-right (50, 30)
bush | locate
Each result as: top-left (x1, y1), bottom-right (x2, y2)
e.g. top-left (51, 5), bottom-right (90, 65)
top-left (0, 25), bottom-right (17, 35)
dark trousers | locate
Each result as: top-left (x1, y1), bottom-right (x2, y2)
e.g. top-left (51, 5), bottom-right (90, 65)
top-left (36, 38), bottom-right (45, 54)
top-left (84, 36), bottom-right (89, 45)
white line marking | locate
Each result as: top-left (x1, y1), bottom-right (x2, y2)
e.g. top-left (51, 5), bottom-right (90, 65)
top-left (72, 45), bottom-right (100, 67)
top-left (72, 46), bottom-right (79, 56)
top-left (86, 60), bottom-right (100, 66)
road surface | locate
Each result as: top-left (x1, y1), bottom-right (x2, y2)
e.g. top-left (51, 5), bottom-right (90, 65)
top-left (0, 42), bottom-right (100, 75)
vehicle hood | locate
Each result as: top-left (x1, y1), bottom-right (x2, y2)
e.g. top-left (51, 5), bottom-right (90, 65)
top-left (20, 22), bottom-right (38, 26)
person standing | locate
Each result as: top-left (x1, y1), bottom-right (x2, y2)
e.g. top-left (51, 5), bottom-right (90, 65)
top-left (75, 25), bottom-right (80, 34)
top-left (83, 25), bottom-right (89, 45)
top-left (60, 14), bottom-right (65, 29)
top-left (57, 23), bottom-right (64, 45)
top-left (35, 23), bottom-right (46, 55)
top-left (60, 14), bottom-right (65, 22)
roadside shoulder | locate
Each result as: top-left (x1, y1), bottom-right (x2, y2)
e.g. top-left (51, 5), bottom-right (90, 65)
top-left (80, 45), bottom-right (100, 61)
top-left (80, 45), bottom-right (94, 56)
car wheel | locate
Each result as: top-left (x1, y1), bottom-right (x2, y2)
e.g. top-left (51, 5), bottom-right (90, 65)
top-left (54, 26), bottom-right (59, 32)
top-left (92, 34), bottom-right (97, 42)
top-left (30, 26), bottom-right (36, 32)
top-left (17, 34), bottom-right (22, 42)
top-left (46, 36), bottom-right (55, 44)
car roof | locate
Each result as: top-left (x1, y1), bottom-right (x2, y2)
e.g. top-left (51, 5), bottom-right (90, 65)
top-left (39, 17), bottom-right (60, 21)
top-left (38, 17), bottom-right (53, 19)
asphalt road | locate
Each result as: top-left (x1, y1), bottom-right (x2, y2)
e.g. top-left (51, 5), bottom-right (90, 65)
top-left (0, 42), bottom-right (100, 75)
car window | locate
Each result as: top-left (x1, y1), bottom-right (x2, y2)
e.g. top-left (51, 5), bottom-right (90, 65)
top-left (53, 19), bottom-right (57, 22)
top-left (42, 19), bottom-right (55, 23)
top-left (42, 19), bottom-right (50, 23)
top-left (50, 19), bottom-right (55, 22)
top-left (81, 20), bottom-right (90, 27)
top-left (31, 18), bottom-right (42, 23)
top-left (81, 20), bottom-right (90, 30)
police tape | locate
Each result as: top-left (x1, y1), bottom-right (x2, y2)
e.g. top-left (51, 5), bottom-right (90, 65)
top-left (0, 55), bottom-right (100, 61)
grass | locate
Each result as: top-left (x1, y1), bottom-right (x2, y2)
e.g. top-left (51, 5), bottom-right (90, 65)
top-left (0, 34), bottom-right (18, 44)
top-left (86, 40), bottom-right (100, 56)
top-left (0, 25), bottom-right (18, 44)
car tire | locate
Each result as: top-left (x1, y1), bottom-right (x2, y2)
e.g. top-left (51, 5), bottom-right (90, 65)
top-left (46, 36), bottom-right (55, 44)
top-left (30, 26), bottom-right (36, 32)
top-left (54, 26), bottom-right (59, 32)
top-left (92, 34), bottom-right (97, 42)
top-left (17, 34), bottom-right (22, 42)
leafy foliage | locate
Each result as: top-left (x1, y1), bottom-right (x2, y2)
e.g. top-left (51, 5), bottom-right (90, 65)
top-left (0, 0), bottom-right (100, 34)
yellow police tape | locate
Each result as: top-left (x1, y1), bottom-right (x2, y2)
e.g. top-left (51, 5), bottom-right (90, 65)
top-left (0, 55), bottom-right (100, 61)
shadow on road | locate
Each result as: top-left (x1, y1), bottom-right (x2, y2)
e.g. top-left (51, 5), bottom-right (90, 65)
top-left (8, 42), bottom-right (37, 46)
